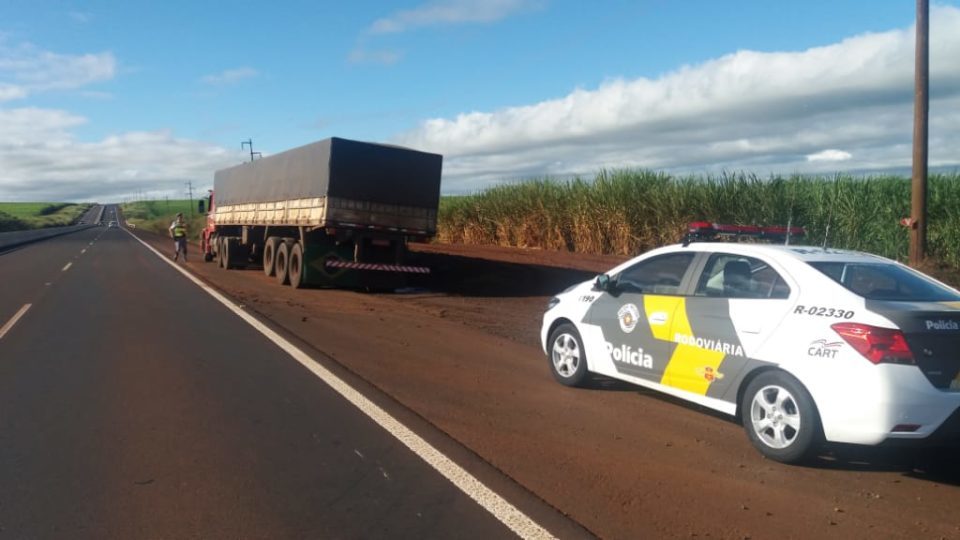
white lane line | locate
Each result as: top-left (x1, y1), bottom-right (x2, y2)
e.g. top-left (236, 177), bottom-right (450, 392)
top-left (81, 248), bottom-right (86, 254)
top-left (0, 304), bottom-right (32, 340)
top-left (62, 262), bottom-right (72, 272)
top-left (124, 230), bottom-right (555, 539)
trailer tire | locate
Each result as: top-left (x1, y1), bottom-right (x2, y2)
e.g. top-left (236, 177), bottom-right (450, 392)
top-left (288, 242), bottom-right (304, 289)
top-left (223, 237), bottom-right (239, 270)
top-left (275, 240), bottom-right (291, 286)
top-left (216, 238), bottom-right (226, 268)
top-left (263, 237), bottom-right (279, 277)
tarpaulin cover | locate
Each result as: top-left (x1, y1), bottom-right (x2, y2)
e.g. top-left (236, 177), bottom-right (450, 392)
top-left (214, 138), bottom-right (443, 208)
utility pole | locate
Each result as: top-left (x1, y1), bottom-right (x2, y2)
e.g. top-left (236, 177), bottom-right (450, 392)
top-left (910, 0), bottom-right (929, 266)
top-left (241, 139), bottom-right (262, 162)
top-left (186, 181), bottom-right (194, 216)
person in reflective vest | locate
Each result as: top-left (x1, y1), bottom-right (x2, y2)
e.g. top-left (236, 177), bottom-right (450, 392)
top-left (169, 212), bottom-right (188, 261)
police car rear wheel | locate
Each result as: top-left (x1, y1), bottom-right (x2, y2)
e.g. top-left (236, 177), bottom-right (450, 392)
top-left (548, 324), bottom-right (588, 387)
top-left (742, 371), bottom-right (820, 463)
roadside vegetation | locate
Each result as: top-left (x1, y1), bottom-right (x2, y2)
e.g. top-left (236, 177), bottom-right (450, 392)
top-left (121, 199), bottom-right (207, 241)
top-left (0, 202), bottom-right (93, 232)
top-left (437, 171), bottom-right (960, 267)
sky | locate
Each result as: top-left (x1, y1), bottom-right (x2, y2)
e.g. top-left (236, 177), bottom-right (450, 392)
top-left (0, 0), bottom-right (958, 202)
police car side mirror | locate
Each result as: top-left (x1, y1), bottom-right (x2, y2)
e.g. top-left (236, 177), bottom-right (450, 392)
top-left (593, 274), bottom-right (611, 292)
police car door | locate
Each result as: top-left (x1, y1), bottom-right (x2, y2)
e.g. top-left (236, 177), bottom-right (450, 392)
top-left (663, 252), bottom-right (794, 404)
top-left (584, 252), bottom-right (698, 385)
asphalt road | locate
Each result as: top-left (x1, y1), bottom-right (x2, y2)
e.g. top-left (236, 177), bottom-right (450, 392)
top-left (0, 207), bottom-right (555, 539)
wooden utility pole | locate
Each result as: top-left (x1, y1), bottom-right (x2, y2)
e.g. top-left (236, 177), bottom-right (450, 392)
top-left (910, 0), bottom-right (929, 266)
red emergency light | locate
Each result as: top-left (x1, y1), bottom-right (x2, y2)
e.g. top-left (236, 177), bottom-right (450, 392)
top-left (685, 222), bottom-right (806, 246)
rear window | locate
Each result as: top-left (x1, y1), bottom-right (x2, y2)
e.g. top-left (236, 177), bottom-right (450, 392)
top-left (809, 262), bottom-right (960, 302)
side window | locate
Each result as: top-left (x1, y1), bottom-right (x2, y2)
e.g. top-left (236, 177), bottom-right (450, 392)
top-left (615, 253), bottom-right (695, 295)
top-left (694, 253), bottom-right (791, 299)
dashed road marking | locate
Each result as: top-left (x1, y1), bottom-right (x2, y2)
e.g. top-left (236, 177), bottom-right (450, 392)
top-left (124, 229), bottom-right (556, 540)
top-left (0, 304), bottom-right (31, 340)
top-left (62, 262), bottom-right (72, 272)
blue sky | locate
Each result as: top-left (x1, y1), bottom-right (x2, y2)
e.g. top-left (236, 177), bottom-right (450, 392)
top-left (1, 1), bottom-right (959, 201)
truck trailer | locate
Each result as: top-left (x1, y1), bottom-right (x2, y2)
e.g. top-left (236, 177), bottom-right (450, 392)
top-left (200, 137), bottom-right (443, 289)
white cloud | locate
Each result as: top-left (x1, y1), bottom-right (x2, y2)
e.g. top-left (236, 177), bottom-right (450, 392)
top-left (807, 149), bottom-right (853, 162)
top-left (368, 0), bottom-right (541, 34)
top-left (200, 67), bottom-right (259, 86)
top-left (395, 5), bottom-right (960, 191)
top-left (0, 108), bottom-right (244, 202)
top-left (0, 83), bottom-right (27, 101)
top-left (0, 41), bottom-right (115, 98)
top-left (0, 40), bottom-right (239, 202)
top-left (347, 47), bottom-right (403, 66)
top-left (68, 11), bottom-right (93, 24)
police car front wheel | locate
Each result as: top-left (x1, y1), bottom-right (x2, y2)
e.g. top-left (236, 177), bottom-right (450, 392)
top-left (548, 324), bottom-right (589, 387)
top-left (742, 371), bottom-right (821, 463)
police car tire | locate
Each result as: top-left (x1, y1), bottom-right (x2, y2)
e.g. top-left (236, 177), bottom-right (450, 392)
top-left (547, 323), bottom-right (589, 387)
top-left (741, 371), bottom-right (821, 464)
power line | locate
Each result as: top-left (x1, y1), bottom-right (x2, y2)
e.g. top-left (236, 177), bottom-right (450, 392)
top-left (186, 181), bottom-right (194, 216)
top-left (241, 139), bottom-right (262, 162)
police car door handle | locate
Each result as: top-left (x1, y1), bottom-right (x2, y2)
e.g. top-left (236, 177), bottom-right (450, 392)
top-left (740, 325), bottom-right (761, 334)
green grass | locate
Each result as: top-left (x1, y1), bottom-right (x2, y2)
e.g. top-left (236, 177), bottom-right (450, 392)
top-left (437, 171), bottom-right (960, 266)
top-left (0, 202), bottom-right (93, 232)
top-left (120, 199), bottom-right (207, 240)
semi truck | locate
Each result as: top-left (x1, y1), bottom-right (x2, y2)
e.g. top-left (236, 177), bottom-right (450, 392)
top-left (200, 137), bottom-right (443, 289)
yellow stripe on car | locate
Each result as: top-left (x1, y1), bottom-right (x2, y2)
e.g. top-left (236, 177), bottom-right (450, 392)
top-left (654, 297), bottom-right (725, 395)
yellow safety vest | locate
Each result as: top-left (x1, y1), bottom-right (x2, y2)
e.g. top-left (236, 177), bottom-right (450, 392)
top-left (173, 223), bottom-right (186, 238)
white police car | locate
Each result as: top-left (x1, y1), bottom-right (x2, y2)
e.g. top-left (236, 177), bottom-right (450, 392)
top-left (541, 223), bottom-right (960, 463)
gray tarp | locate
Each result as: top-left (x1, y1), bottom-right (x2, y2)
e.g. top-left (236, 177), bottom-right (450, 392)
top-left (215, 138), bottom-right (442, 208)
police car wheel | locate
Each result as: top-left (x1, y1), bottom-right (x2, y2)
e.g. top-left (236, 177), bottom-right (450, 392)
top-left (548, 324), bottom-right (589, 387)
top-left (742, 371), bottom-right (821, 463)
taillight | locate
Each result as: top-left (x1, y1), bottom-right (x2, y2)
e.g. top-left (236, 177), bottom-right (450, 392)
top-left (830, 323), bottom-right (915, 365)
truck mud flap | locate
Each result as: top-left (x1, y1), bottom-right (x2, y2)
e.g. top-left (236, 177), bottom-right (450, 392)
top-left (301, 244), bottom-right (419, 289)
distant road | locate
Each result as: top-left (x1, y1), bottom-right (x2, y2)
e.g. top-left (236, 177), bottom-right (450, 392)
top-left (0, 205), bottom-right (565, 539)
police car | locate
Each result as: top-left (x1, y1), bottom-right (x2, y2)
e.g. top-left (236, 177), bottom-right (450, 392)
top-left (541, 223), bottom-right (960, 463)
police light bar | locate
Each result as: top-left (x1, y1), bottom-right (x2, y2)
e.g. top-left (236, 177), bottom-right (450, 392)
top-left (685, 222), bottom-right (805, 245)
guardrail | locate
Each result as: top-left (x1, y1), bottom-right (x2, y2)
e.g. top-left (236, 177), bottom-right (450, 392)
top-left (0, 224), bottom-right (97, 253)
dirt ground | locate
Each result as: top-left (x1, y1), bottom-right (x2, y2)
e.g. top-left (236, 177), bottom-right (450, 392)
top-left (136, 231), bottom-right (960, 539)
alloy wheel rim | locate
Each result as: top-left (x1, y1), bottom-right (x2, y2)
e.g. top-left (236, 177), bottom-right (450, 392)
top-left (750, 384), bottom-right (801, 449)
top-left (551, 333), bottom-right (580, 378)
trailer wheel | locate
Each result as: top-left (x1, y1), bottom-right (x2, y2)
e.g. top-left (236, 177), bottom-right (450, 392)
top-left (216, 238), bottom-right (226, 268)
top-left (288, 242), bottom-right (304, 289)
top-left (275, 240), bottom-right (291, 285)
top-left (223, 237), bottom-right (238, 270)
top-left (263, 237), bottom-right (279, 277)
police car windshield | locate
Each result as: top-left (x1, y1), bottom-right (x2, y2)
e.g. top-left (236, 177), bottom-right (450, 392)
top-left (809, 261), bottom-right (960, 302)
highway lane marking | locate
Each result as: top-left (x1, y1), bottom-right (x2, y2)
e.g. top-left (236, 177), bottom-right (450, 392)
top-left (125, 230), bottom-right (556, 540)
top-left (81, 248), bottom-right (86, 254)
top-left (62, 262), bottom-right (72, 272)
top-left (0, 304), bottom-right (31, 340)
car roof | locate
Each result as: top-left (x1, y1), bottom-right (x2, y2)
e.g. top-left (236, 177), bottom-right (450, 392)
top-left (662, 242), bottom-right (893, 264)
